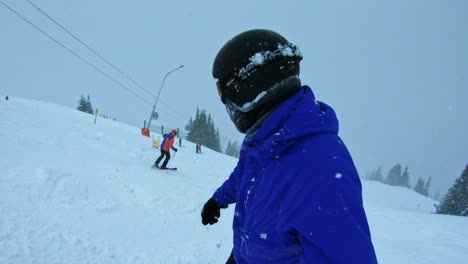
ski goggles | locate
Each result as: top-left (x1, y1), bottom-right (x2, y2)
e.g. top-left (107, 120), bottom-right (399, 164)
top-left (215, 42), bottom-right (302, 105)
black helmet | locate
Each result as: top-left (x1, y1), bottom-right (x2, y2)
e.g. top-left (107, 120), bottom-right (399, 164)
top-left (213, 29), bottom-right (303, 133)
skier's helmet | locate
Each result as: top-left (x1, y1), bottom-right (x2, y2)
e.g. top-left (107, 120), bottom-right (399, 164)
top-left (213, 29), bottom-right (303, 133)
top-left (171, 129), bottom-right (178, 136)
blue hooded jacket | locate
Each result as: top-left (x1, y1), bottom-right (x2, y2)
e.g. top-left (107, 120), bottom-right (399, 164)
top-left (213, 86), bottom-right (377, 263)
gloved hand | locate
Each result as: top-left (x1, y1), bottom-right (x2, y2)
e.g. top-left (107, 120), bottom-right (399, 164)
top-left (201, 198), bottom-right (227, 225)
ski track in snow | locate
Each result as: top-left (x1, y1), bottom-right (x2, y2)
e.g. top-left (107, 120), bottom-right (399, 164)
top-left (1, 97), bottom-right (468, 263)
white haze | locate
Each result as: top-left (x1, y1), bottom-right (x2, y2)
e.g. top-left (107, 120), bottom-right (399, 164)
top-left (1, 96), bottom-right (467, 263)
top-left (0, 0), bottom-right (467, 196)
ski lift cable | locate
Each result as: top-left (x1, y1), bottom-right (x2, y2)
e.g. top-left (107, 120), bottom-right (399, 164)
top-left (0, 0), bottom-right (153, 106)
top-left (157, 101), bottom-right (189, 120)
top-left (154, 106), bottom-right (187, 122)
top-left (24, 0), bottom-right (190, 122)
top-left (24, 0), bottom-right (157, 100)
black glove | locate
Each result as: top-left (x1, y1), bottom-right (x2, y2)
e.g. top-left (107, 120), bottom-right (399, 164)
top-left (201, 198), bottom-right (227, 225)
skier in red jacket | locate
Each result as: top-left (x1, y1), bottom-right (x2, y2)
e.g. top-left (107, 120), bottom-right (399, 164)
top-left (154, 129), bottom-right (178, 169)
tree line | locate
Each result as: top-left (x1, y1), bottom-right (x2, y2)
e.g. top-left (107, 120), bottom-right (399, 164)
top-left (366, 163), bottom-right (467, 217)
top-left (185, 108), bottom-right (242, 158)
top-left (76, 94), bottom-right (116, 121)
top-left (367, 164), bottom-right (431, 196)
top-left (185, 108), bottom-right (222, 153)
top-left (77, 94), bottom-right (94, 114)
top-left (225, 140), bottom-right (240, 158)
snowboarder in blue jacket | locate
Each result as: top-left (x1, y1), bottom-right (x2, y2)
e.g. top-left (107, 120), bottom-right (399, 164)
top-left (201, 29), bottom-right (378, 264)
top-left (154, 129), bottom-right (178, 169)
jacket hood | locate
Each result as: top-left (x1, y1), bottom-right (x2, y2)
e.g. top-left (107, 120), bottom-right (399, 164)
top-left (247, 86), bottom-right (339, 156)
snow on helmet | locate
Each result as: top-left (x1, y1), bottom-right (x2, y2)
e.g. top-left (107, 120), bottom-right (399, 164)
top-left (213, 29), bottom-right (303, 133)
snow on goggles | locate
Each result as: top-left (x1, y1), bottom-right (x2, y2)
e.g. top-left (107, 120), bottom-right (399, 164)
top-left (216, 43), bottom-right (302, 104)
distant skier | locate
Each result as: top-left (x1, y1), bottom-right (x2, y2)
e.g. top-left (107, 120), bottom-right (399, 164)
top-left (201, 29), bottom-right (377, 263)
top-left (5, 96), bottom-right (8, 101)
top-left (154, 129), bottom-right (178, 169)
top-left (196, 142), bottom-right (202, 154)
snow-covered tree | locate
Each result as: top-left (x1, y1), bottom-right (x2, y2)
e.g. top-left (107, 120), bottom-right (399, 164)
top-left (434, 190), bottom-right (441, 201)
top-left (413, 177), bottom-right (426, 196)
top-left (77, 94), bottom-right (94, 114)
top-left (225, 140), bottom-right (240, 158)
top-left (422, 176), bottom-right (432, 197)
top-left (368, 166), bottom-right (384, 182)
top-left (383, 163), bottom-right (412, 188)
top-left (77, 94), bottom-right (87, 113)
top-left (186, 108), bottom-right (222, 153)
top-left (436, 164), bottom-right (468, 216)
top-left (384, 163), bottom-right (403, 186)
top-left (400, 166), bottom-right (411, 188)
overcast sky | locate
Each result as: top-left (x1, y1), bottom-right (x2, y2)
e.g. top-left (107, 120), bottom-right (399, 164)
top-left (1, 0), bottom-right (467, 196)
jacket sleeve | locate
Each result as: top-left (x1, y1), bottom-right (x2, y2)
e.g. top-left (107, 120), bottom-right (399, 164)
top-left (212, 166), bottom-right (239, 207)
top-left (169, 138), bottom-right (177, 151)
top-left (281, 165), bottom-right (378, 264)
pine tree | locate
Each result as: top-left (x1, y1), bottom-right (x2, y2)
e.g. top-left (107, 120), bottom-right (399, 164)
top-left (77, 94), bottom-right (94, 114)
top-left (384, 163), bottom-right (402, 186)
top-left (77, 94), bottom-right (87, 113)
top-left (187, 108), bottom-right (201, 142)
top-left (185, 117), bottom-right (194, 132)
top-left (436, 164), bottom-right (468, 216)
top-left (206, 114), bottom-right (215, 149)
top-left (186, 108), bottom-right (222, 153)
top-left (422, 176), bottom-right (432, 197)
top-left (225, 140), bottom-right (233, 156)
top-left (225, 140), bottom-right (240, 158)
top-left (85, 94), bottom-right (94, 114)
top-left (369, 166), bottom-right (384, 182)
top-left (213, 128), bottom-right (222, 152)
top-left (199, 110), bottom-right (208, 143)
top-left (401, 166), bottom-right (411, 188)
top-left (434, 190), bottom-right (441, 201)
top-left (231, 140), bottom-right (240, 158)
top-left (413, 177), bottom-right (426, 195)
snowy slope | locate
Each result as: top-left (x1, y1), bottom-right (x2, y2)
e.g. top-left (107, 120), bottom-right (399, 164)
top-left (1, 97), bottom-right (467, 264)
top-left (363, 182), bottom-right (468, 263)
